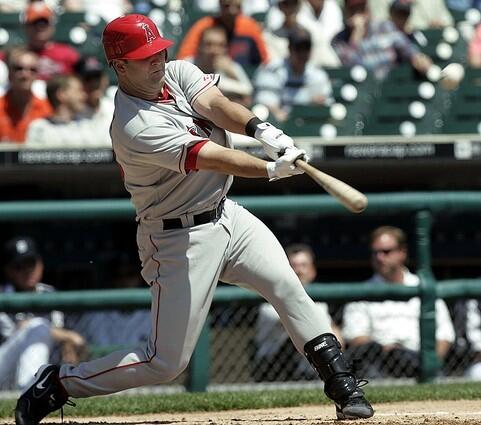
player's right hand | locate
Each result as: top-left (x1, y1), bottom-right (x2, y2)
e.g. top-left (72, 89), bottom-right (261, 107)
top-left (266, 147), bottom-right (306, 181)
top-left (254, 122), bottom-right (295, 160)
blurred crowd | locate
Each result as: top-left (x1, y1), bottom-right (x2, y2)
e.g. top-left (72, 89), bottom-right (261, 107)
top-left (2, 0), bottom-right (481, 144)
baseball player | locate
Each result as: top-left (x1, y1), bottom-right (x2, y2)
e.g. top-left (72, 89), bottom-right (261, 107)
top-left (15, 14), bottom-right (373, 425)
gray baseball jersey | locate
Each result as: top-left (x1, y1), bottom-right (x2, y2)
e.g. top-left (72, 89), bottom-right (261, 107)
top-left (111, 60), bottom-right (233, 220)
top-left (59, 60), bottom-right (332, 397)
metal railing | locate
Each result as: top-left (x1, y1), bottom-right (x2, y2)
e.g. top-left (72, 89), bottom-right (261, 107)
top-left (2, 192), bottom-right (481, 390)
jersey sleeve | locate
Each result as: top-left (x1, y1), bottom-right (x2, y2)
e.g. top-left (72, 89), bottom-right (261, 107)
top-left (131, 124), bottom-right (208, 175)
top-left (172, 60), bottom-right (220, 105)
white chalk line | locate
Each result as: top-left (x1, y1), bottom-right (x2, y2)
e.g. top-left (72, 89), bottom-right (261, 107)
top-left (375, 411), bottom-right (481, 417)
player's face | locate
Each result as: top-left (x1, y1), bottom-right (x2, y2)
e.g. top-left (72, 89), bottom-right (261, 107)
top-left (370, 233), bottom-right (407, 279)
top-left (120, 50), bottom-right (167, 96)
top-left (288, 251), bottom-right (316, 285)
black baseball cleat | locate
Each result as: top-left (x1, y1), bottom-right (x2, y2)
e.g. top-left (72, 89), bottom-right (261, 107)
top-left (15, 364), bottom-right (72, 425)
top-left (335, 380), bottom-right (374, 420)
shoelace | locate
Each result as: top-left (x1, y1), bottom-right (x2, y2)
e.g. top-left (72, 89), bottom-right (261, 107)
top-left (60, 399), bottom-right (76, 423)
top-left (350, 359), bottom-right (369, 392)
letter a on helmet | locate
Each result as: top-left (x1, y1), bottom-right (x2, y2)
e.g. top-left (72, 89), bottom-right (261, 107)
top-left (102, 14), bottom-right (174, 63)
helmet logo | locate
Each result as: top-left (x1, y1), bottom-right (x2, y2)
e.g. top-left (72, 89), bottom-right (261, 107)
top-left (141, 23), bottom-right (156, 44)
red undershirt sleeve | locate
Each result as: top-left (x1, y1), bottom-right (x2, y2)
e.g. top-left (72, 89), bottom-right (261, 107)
top-left (185, 140), bottom-right (209, 171)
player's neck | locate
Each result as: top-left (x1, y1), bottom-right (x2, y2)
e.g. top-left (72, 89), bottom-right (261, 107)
top-left (119, 80), bottom-right (164, 101)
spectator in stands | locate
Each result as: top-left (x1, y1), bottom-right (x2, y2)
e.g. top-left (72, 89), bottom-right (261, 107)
top-left (263, 0), bottom-right (304, 64)
top-left (332, 0), bottom-right (433, 80)
top-left (195, 0), bottom-right (270, 16)
top-left (26, 74), bottom-right (110, 147)
top-left (264, 0), bottom-right (342, 67)
top-left (254, 243), bottom-right (342, 381)
top-left (342, 226), bottom-right (455, 378)
top-left (369, 0), bottom-right (454, 30)
top-left (188, 26), bottom-right (253, 106)
top-left (177, 0), bottom-right (269, 68)
top-left (389, 0), bottom-right (414, 37)
top-left (460, 295), bottom-right (481, 380)
top-left (254, 27), bottom-right (333, 122)
top-left (0, 47), bottom-right (52, 143)
top-left (0, 0), bottom-right (59, 13)
top-left (446, 0), bottom-right (481, 12)
top-left (74, 55), bottom-right (114, 141)
top-left (0, 236), bottom-right (86, 390)
top-left (468, 23), bottom-right (481, 67)
top-left (22, 1), bottom-right (80, 80)
top-left (62, 0), bottom-right (132, 23)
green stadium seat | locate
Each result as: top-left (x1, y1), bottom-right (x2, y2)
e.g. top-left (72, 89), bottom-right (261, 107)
top-left (325, 66), bottom-right (379, 136)
top-left (0, 13), bottom-right (25, 48)
top-left (363, 65), bottom-right (447, 136)
top-left (414, 27), bottom-right (467, 66)
top-left (278, 105), bottom-right (332, 137)
top-left (443, 67), bottom-right (481, 134)
top-left (54, 12), bottom-right (106, 56)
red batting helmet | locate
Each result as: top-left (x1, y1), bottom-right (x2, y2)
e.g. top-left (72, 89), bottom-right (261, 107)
top-left (102, 14), bottom-right (174, 62)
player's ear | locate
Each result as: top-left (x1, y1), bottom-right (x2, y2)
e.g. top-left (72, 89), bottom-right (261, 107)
top-left (112, 59), bottom-right (127, 75)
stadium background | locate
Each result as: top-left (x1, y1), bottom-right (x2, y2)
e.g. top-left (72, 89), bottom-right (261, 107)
top-left (2, 0), bottom-right (481, 414)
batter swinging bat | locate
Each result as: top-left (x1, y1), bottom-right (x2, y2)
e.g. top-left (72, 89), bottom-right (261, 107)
top-left (295, 159), bottom-right (368, 213)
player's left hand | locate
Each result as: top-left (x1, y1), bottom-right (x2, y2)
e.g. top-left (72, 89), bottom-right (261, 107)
top-left (254, 122), bottom-right (295, 160)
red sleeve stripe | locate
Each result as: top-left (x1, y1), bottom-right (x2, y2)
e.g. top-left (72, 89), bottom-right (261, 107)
top-left (185, 140), bottom-right (209, 171)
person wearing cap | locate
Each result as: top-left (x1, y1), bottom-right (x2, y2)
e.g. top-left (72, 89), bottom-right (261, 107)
top-left (74, 55), bottom-right (115, 139)
top-left (26, 73), bottom-right (111, 147)
top-left (254, 27), bottom-right (334, 122)
top-left (177, 0), bottom-right (269, 68)
top-left (332, 0), bottom-right (432, 80)
top-left (22, 1), bottom-right (80, 80)
top-left (0, 237), bottom-right (86, 390)
top-left (15, 14), bottom-right (373, 424)
top-left (0, 46), bottom-right (52, 143)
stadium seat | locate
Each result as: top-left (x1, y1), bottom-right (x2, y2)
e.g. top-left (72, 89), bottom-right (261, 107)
top-left (0, 13), bottom-right (25, 48)
top-left (443, 67), bottom-right (481, 134)
top-left (413, 27), bottom-right (467, 66)
top-left (325, 66), bottom-right (380, 137)
top-left (277, 105), bottom-right (333, 137)
top-left (363, 65), bottom-right (447, 136)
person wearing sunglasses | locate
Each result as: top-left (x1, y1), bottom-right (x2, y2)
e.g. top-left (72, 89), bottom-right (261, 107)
top-left (342, 225), bottom-right (455, 379)
top-left (0, 47), bottom-right (52, 143)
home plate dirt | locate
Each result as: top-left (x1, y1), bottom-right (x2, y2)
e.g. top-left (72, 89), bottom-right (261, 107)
top-left (5, 400), bottom-right (481, 424)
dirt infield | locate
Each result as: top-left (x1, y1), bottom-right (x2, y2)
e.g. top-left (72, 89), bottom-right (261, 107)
top-left (4, 399), bottom-right (481, 425)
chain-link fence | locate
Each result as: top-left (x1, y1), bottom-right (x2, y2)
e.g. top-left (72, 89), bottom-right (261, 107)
top-left (55, 297), bottom-right (481, 388)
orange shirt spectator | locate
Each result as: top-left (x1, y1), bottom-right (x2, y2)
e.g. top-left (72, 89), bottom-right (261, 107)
top-left (177, 0), bottom-right (268, 67)
top-left (0, 95), bottom-right (52, 143)
top-left (0, 47), bottom-right (52, 143)
top-left (22, 2), bottom-right (80, 80)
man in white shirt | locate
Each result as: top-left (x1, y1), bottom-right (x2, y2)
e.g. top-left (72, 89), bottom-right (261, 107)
top-left (342, 226), bottom-right (455, 378)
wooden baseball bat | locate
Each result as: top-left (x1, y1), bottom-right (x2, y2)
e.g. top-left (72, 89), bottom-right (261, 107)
top-left (295, 159), bottom-right (368, 213)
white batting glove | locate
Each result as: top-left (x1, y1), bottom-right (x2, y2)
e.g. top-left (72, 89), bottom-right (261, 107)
top-left (266, 147), bottom-right (306, 181)
top-left (254, 122), bottom-right (295, 160)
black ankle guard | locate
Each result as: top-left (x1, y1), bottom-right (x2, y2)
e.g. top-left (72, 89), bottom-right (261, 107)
top-left (304, 333), bottom-right (358, 401)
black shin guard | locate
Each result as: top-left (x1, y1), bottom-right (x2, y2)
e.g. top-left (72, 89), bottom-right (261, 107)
top-left (304, 333), bottom-right (358, 402)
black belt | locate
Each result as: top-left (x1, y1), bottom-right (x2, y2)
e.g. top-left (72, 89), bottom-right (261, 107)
top-left (163, 199), bottom-right (225, 230)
